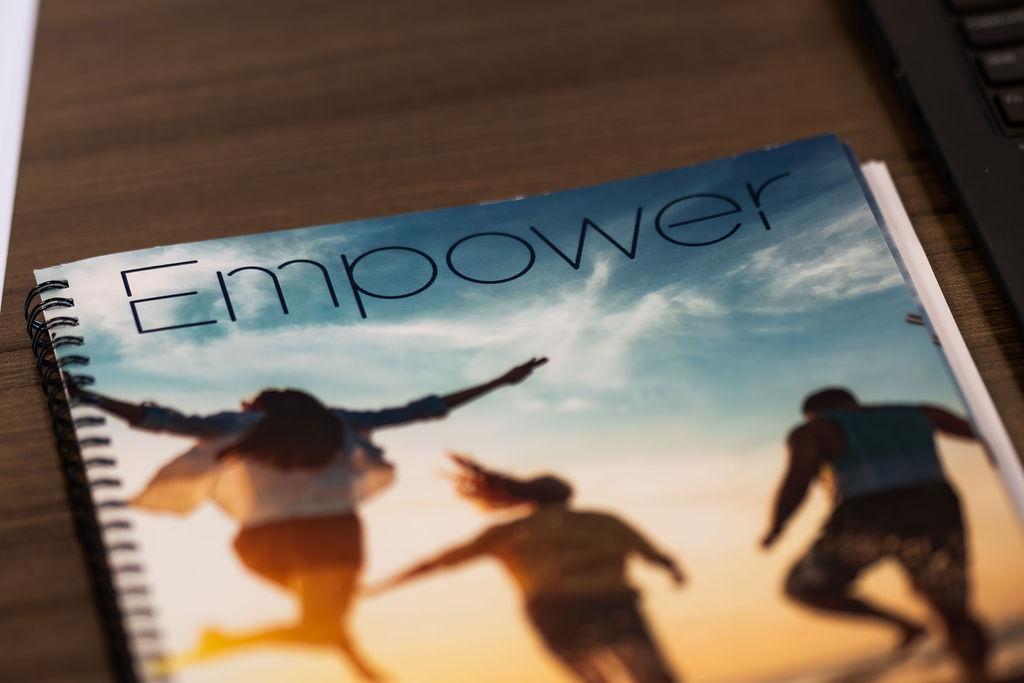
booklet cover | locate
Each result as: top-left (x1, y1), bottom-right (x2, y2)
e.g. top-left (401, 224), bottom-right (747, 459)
top-left (28, 135), bottom-right (1024, 683)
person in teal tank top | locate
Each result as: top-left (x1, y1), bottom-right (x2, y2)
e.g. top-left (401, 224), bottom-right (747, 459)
top-left (759, 387), bottom-right (990, 683)
top-left (820, 405), bottom-right (948, 501)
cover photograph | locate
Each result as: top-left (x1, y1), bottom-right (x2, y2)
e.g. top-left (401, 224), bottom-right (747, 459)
top-left (25, 135), bottom-right (1024, 683)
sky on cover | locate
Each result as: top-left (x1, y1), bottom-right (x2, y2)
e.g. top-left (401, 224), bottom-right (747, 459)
top-left (40, 136), bottom-right (1024, 683)
top-left (46, 135), bottom-right (954, 450)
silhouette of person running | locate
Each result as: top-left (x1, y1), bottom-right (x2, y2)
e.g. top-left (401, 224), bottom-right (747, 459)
top-left (73, 358), bottom-right (547, 680)
top-left (760, 387), bottom-right (990, 683)
top-left (370, 454), bottom-right (684, 683)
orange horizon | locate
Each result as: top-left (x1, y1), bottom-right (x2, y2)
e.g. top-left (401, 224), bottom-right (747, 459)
top-left (116, 428), bottom-right (1024, 683)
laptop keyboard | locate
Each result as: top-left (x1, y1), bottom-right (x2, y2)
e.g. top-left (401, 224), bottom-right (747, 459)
top-left (949, 0), bottom-right (1024, 133)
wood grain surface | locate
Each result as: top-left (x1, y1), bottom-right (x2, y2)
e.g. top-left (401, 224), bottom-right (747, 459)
top-left (2, 1), bottom-right (1022, 681)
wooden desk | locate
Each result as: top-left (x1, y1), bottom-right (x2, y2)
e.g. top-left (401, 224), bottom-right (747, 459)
top-left (2, 1), bottom-right (1022, 681)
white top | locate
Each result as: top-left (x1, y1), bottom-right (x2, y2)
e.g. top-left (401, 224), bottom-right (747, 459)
top-left (129, 395), bottom-right (449, 527)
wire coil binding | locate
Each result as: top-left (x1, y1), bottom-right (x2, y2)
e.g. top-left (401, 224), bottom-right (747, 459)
top-left (24, 280), bottom-right (167, 683)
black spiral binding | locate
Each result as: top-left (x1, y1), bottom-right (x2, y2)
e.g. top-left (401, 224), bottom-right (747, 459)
top-left (24, 281), bottom-right (166, 683)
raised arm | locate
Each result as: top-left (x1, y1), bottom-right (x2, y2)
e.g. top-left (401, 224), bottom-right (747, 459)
top-left (72, 387), bottom-right (147, 425)
top-left (761, 424), bottom-right (824, 549)
top-left (622, 521), bottom-right (686, 586)
top-left (364, 530), bottom-right (496, 596)
top-left (440, 357), bottom-right (548, 410)
top-left (919, 405), bottom-right (976, 440)
top-left (74, 387), bottom-right (248, 439)
top-left (342, 357), bottom-right (549, 431)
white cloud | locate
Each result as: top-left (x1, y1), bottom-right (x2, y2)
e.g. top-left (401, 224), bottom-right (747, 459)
top-left (42, 202), bottom-right (911, 415)
top-left (553, 397), bottom-right (598, 413)
top-left (667, 289), bottom-right (726, 317)
top-left (93, 259), bottom-right (721, 409)
top-left (728, 206), bottom-right (905, 314)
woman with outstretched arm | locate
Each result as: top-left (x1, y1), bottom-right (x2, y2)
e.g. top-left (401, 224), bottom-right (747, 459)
top-left (73, 357), bottom-right (547, 680)
top-left (368, 454), bottom-right (684, 683)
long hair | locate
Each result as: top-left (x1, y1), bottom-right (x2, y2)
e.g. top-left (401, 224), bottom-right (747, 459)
top-left (448, 453), bottom-right (572, 509)
top-left (217, 389), bottom-right (344, 470)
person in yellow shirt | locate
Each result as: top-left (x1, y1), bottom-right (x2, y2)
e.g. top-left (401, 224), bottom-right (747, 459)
top-left (370, 454), bottom-right (684, 683)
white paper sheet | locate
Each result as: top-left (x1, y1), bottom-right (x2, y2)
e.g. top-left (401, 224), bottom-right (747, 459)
top-left (862, 160), bottom-right (1024, 521)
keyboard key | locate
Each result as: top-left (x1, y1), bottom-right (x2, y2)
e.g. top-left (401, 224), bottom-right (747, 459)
top-left (996, 90), bottom-right (1024, 124)
top-left (980, 47), bottom-right (1024, 82)
top-left (962, 8), bottom-right (1024, 46)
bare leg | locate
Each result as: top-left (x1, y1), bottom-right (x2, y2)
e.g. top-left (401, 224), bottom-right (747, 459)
top-left (934, 608), bottom-right (989, 683)
top-left (609, 636), bottom-right (678, 683)
top-left (308, 568), bottom-right (384, 683)
top-left (555, 649), bottom-right (609, 683)
top-left (903, 544), bottom-right (989, 683)
top-left (785, 559), bottom-right (925, 648)
top-left (195, 624), bottom-right (312, 652)
top-left (191, 566), bottom-right (383, 680)
top-left (335, 629), bottom-right (386, 683)
top-left (296, 567), bottom-right (359, 639)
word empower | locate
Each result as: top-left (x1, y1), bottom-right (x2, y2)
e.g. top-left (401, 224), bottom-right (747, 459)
top-left (122, 173), bottom-right (789, 334)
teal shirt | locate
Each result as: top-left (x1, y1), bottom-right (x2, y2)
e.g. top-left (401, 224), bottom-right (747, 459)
top-left (820, 406), bottom-right (947, 501)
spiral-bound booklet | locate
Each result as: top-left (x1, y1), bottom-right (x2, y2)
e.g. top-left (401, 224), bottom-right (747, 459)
top-left (24, 135), bottom-right (1024, 683)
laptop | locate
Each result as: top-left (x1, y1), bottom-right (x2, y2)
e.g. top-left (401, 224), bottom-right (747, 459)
top-left (865, 0), bottom-right (1024, 327)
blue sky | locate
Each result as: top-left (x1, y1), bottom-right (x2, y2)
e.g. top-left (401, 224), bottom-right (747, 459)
top-left (38, 135), bottom-right (1016, 683)
top-left (45, 134), bottom-right (960, 459)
